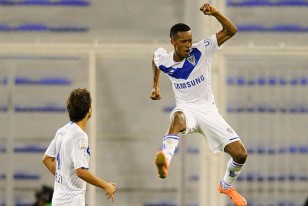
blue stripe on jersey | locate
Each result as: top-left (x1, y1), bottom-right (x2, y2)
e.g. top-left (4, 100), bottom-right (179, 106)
top-left (56, 142), bottom-right (62, 170)
top-left (159, 48), bottom-right (202, 80)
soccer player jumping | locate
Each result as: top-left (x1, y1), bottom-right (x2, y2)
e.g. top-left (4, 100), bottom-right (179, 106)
top-left (150, 3), bottom-right (248, 206)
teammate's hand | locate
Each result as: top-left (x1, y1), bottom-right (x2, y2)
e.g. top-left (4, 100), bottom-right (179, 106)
top-left (150, 87), bottom-right (162, 100)
top-left (104, 182), bottom-right (116, 203)
top-left (200, 3), bottom-right (217, 16)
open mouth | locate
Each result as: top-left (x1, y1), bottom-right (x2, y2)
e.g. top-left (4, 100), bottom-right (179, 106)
top-left (184, 49), bottom-right (191, 55)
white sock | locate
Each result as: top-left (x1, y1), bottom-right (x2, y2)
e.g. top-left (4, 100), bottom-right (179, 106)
top-left (161, 134), bottom-right (179, 162)
top-left (221, 158), bottom-right (244, 190)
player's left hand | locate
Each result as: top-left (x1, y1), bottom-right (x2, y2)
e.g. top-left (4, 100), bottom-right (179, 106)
top-left (200, 3), bottom-right (217, 16)
top-left (104, 182), bottom-right (116, 203)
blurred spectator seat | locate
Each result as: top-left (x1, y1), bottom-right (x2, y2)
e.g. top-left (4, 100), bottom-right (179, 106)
top-left (227, 0), bottom-right (308, 7)
top-left (0, 23), bottom-right (88, 32)
top-left (237, 24), bottom-right (308, 32)
top-left (0, 0), bottom-right (90, 6)
top-left (14, 23), bottom-right (49, 31)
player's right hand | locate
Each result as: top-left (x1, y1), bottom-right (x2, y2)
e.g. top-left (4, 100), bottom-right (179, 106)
top-left (150, 87), bottom-right (161, 100)
top-left (200, 3), bottom-right (217, 16)
top-left (104, 182), bottom-right (116, 203)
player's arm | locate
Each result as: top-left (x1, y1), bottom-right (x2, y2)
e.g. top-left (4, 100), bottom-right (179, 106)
top-left (150, 57), bottom-right (162, 100)
top-left (75, 168), bottom-right (116, 202)
top-left (42, 154), bottom-right (56, 176)
top-left (200, 3), bottom-right (237, 46)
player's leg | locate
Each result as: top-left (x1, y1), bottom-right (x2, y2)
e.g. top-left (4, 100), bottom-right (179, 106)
top-left (219, 140), bottom-right (248, 206)
top-left (221, 140), bottom-right (247, 189)
top-left (195, 108), bottom-right (247, 206)
top-left (155, 111), bottom-right (186, 178)
top-left (163, 110), bottom-right (186, 161)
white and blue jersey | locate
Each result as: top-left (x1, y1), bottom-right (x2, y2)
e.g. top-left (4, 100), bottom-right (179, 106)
top-left (45, 122), bottom-right (90, 205)
top-left (154, 34), bottom-right (218, 108)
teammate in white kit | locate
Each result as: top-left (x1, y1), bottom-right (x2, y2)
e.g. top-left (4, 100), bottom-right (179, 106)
top-left (150, 3), bottom-right (248, 206)
top-left (43, 88), bottom-right (116, 205)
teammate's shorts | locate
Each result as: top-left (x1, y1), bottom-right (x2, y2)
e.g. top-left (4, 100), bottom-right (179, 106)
top-left (52, 193), bottom-right (85, 206)
top-left (171, 104), bottom-right (240, 153)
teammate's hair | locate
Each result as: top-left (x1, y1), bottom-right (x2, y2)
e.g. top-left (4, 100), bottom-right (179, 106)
top-left (67, 88), bottom-right (92, 122)
top-left (170, 23), bottom-right (191, 39)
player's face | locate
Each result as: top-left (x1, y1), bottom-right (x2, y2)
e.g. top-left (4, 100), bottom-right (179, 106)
top-left (171, 31), bottom-right (192, 62)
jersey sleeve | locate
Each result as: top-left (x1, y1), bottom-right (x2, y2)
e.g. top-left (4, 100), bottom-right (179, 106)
top-left (71, 134), bottom-right (90, 170)
top-left (45, 136), bottom-right (57, 158)
top-left (194, 34), bottom-right (219, 57)
top-left (153, 47), bottom-right (167, 68)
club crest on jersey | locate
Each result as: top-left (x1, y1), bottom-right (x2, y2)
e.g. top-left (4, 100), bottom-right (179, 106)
top-left (187, 55), bottom-right (196, 66)
top-left (79, 139), bottom-right (87, 149)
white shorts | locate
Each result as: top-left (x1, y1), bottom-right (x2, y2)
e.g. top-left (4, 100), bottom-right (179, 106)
top-left (171, 104), bottom-right (240, 153)
top-left (52, 193), bottom-right (85, 206)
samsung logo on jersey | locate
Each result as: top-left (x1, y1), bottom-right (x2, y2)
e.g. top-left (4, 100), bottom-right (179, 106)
top-left (174, 75), bottom-right (205, 89)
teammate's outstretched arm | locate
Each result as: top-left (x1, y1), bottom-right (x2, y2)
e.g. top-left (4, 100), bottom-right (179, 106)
top-left (150, 58), bottom-right (162, 100)
top-left (75, 168), bottom-right (116, 203)
top-left (200, 3), bottom-right (237, 46)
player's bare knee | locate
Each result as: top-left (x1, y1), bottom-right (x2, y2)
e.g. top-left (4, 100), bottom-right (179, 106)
top-left (170, 112), bottom-right (186, 133)
top-left (233, 150), bottom-right (248, 164)
top-left (173, 112), bottom-right (184, 123)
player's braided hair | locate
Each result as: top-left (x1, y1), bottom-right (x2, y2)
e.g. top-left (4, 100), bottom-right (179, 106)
top-left (170, 23), bottom-right (191, 39)
top-left (67, 88), bottom-right (92, 122)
